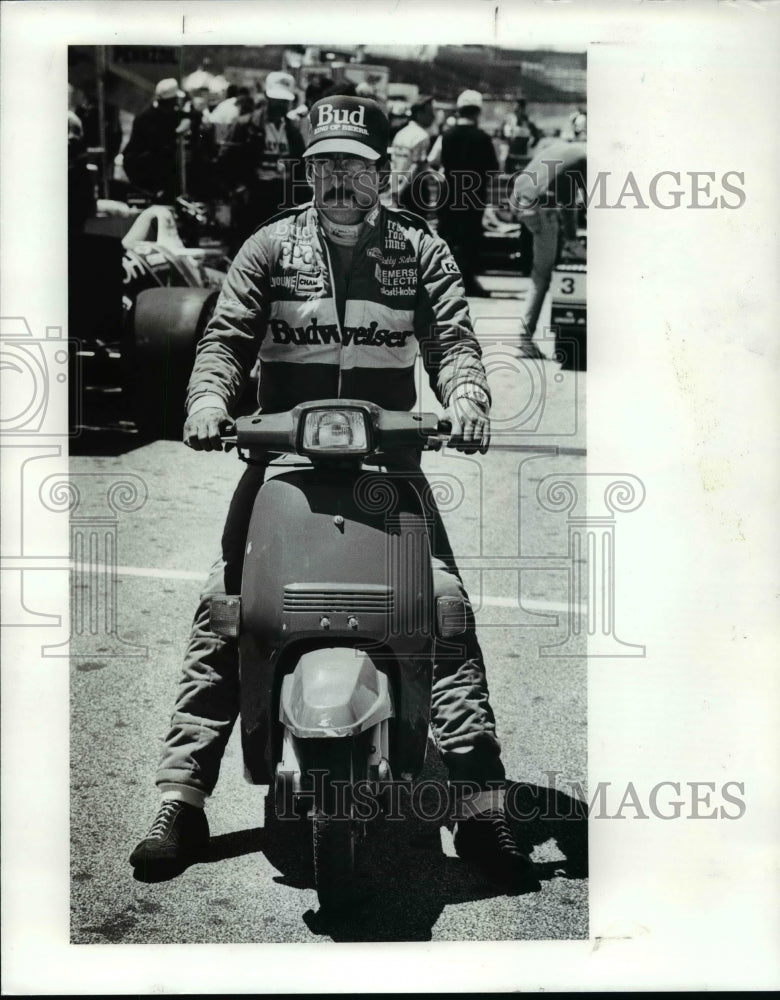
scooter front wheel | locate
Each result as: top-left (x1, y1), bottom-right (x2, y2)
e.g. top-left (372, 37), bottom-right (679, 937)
top-left (313, 812), bottom-right (355, 912)
top-left (301, 738), bottom-right (360, 912)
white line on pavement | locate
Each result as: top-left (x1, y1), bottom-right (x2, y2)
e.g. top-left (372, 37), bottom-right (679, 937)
top-left (102, 564), bottom-right (586, 616)
top-left (113, 564), bottom-right (205, 581)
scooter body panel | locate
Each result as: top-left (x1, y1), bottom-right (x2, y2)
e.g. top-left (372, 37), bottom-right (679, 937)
top-left (239, 467), bottom-right (435, 784)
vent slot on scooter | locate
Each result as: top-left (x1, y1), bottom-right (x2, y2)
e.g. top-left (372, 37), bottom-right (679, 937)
top-left (283, 584), bottom-right (394, 615)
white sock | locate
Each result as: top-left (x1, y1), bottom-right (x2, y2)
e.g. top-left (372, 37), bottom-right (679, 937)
top-left (158, 784), bottom-right (206, 809)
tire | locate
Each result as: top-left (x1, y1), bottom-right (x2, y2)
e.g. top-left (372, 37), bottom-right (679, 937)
top-left (301, 738), bottom-right (360, 912)
top-left (313, 813), bottom-right (356, 912)
top-left (129, 287), bottom-right (217, 441)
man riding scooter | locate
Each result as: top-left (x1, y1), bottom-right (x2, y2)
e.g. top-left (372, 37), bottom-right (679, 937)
top-left (130, 95), bottom-right (537, 892)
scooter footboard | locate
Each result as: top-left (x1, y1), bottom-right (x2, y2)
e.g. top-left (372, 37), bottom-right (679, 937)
top-left (280, 647), bottom-right (393, 738)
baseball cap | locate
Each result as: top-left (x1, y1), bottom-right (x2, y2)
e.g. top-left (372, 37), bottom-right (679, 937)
top-left (155, 78), bottom-right (185, 101)
top-left (304, 96), bottom-right (389, 161)
top-left (265, 71), bottom-right (296, 102)
top-left (456, 89), bottom-right (483, 109)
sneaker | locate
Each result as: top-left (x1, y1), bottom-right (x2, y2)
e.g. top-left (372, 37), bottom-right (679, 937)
top-left (518, 337), bottom-right (546, 360)
top-left (129, 801), bottom-right (209, 868)
top-left (453, 809), bottom-right (539, 891)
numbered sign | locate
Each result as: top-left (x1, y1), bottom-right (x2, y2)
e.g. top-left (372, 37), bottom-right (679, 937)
top-left (551, 264), bottom-right (587, 371)
top-left (551, 266), bottom-right (586, 305)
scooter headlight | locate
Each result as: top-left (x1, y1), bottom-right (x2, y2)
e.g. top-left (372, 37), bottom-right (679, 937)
top-left (300, 408), bottom-right (370, 455)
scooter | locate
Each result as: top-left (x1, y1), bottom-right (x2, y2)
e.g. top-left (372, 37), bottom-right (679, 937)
top-left (211, 400), bottom-right (465, 910)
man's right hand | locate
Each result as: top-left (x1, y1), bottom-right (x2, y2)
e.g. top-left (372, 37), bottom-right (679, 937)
top-left (183, 407), bottom-right (235, 451)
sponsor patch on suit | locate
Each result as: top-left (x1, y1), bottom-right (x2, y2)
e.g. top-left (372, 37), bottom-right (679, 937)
top-left (296, 271), bottom-right (323, 294)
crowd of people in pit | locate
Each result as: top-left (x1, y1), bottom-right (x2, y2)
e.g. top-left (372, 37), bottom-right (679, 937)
top-left (68, 63), bottom-right (587, 337)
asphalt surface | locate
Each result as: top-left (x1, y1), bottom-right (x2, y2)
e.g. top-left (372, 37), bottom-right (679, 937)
top-left (70, 275), bottom-right (588, 943)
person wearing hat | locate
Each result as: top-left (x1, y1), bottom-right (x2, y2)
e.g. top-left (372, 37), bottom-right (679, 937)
top-left (389, 94), bottom-right (436, 214)
top-left (435, 89), bottom-right (499, 297)
top-left (218, 70), bottom-right (306, 254)
top-left (122, 78), bottom-right (189, 201)
top-left (130, 94), bottom-right (537, 894)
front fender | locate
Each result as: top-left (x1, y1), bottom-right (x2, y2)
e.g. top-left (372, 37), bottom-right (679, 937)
top-left (280, 648), bottom-right (394, 739)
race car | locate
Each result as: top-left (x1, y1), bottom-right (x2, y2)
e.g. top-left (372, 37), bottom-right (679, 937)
top-left (70, 197), bottom-right (229, 443)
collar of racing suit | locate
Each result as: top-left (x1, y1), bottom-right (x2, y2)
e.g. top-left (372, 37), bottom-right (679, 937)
top-left (306, 201), bottom-right (382, 263)
top-left (317, 213), bottom-right (364, 246)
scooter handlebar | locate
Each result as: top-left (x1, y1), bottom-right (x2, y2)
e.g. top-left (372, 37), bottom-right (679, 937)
top-left (228, 402), bottom-right (448, 457)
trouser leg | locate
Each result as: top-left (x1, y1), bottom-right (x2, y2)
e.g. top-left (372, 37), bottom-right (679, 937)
top-left (401, 468), bottom-right (506, 807)
top-left (560, 206), bottom-right (577, 242)
top-left (521, 206), bottom-right (559, 337)
top-left (457, 212), bottom-right (485, 291)
top-left (155, 464), bottom-right (267, 803)
top-left (437, 208), bottom-right (484, 291)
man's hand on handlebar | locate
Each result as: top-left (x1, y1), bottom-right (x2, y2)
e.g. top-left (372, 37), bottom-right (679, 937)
top-left (444, 395), bottom-right (491, 455)
top-left (183, 407), bottom-right (235, 451)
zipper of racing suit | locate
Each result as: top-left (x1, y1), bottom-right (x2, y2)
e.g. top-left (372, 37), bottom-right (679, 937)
top-left (320, 238), bottom-right (344, 398)
top-left (317, 208), bottom-right (374, 399)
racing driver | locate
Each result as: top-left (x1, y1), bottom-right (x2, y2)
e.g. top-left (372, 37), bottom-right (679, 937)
top-left (130, 95), bottom-right (537, 893)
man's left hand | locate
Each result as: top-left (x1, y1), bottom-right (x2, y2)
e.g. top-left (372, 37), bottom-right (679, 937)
top-left (444, 395), bottom-right (491, 455)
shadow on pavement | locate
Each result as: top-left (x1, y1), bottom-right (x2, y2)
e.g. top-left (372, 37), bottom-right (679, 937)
top-left (506, 781), bottom-right (589, 880)
top-left (132, 748), bottom-right (587, 941)
top-left (131, 827), bottom-right (265, 883)
top-left (258, 743), bottom-right (537, 942)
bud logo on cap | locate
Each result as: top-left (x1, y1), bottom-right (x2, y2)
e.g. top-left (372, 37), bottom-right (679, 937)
top-left (317, 102), bottom-right (367, 129)
top-left (304, 96), bottom-right (389, 162)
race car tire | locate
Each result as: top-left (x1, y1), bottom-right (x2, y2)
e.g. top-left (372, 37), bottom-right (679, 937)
top-left (129, 287), bottom-right (217, 441)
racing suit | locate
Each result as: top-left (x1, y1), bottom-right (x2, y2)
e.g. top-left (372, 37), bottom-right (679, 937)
top-left (156, 202), bottom-right (506, 811)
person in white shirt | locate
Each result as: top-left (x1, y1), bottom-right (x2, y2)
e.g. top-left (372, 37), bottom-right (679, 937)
top-left (389, 95), bottom-right (435, 213)
top-left (209, 85), bottom-right (243, 145)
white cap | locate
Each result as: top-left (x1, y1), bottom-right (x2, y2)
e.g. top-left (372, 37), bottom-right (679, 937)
top-left (457, 89), bottom-right (483, 109)
top-left (208, 74), bottom-right (230, 96)
top-left (265, 71), bottom-right (296, 102)
top-left (155, 78), bottom-right (185, 100)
